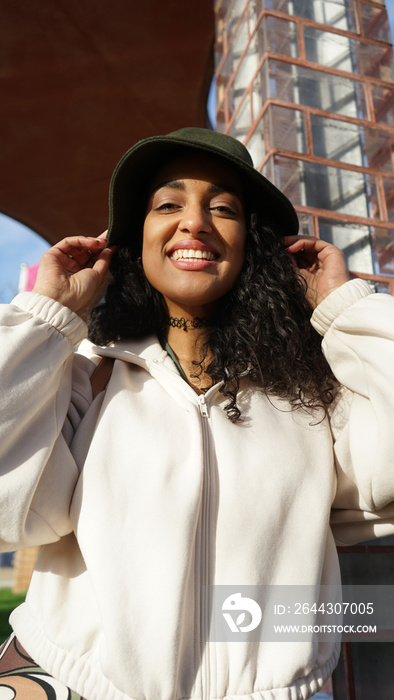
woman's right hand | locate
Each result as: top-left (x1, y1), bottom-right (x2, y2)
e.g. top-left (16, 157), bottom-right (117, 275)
top-left (32, 232), bottom-right (116, 315)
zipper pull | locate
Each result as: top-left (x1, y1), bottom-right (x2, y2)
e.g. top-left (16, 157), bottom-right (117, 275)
top-left (198, 394), bottom-right (209, 418)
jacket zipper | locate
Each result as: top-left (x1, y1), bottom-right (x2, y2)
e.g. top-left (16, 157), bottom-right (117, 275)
top-left (198, 393), bottom-right (211, 700)
top-left (150, 363), bottom-right (216, 699)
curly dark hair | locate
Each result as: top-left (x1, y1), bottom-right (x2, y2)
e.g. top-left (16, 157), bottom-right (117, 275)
top-left (88, 208), bottom-right (337, 422)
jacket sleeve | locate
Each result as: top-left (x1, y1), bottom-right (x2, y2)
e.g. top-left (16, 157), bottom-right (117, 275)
top-left (311, 279), bottom-right (394, 545)
top-left (0, 292), bottom-right (94, 551)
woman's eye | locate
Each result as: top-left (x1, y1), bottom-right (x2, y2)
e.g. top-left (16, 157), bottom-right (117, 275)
top-left (155, 202), bottom-right (179, 211)
top-left (211, 205), bottom-right (236, 215)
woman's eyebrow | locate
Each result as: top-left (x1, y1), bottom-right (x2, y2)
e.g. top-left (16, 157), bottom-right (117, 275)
top-left (151, 180), bottom-right (185, 194)
top-left (150, 181), bottom-right (242, 198)
top-left (208, 183), bottom-right (242, 198)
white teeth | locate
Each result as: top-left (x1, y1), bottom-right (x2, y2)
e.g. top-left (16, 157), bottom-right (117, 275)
top-left (170, 249), bottom-right (216, 261)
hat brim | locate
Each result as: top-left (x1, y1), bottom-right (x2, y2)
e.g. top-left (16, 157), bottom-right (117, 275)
top-left (107, 134), bottom-right (299, 252)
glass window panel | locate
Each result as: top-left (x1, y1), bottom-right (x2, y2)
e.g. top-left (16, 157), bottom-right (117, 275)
top-left (224, 0), bottom-right (248, 45)
top-left (216, 13), bottom-right (249, 92)
top-left (251, 71), bottom-right (264, 121)
top-left (267, 104), bottom-right (307, 153)
top-left (298, 213), bottom-right (314, 236)
top-left (287, 0), bottom-right (357, 32)
top-left (261, 58), bottom-right (294, 102)
top-left (304, 27), bottom-right (394, 82)
top-left (225, 15), bottom-right (239, 46)
top-left (226, 79), bottom-right (245, 121)
top-left (383, 177), bottom-right (394, 222)
top-left (237, 31), bottom-right (259, 85)
top-left (371, 226), bottom-right (394, 275)
top-left (232, 0), bottom-right (248, 16)
top-left (225, 32), bottom-right (259, 120)
top-left (263, 155), bottom-right (304, 204)
top-left (249, 111), bottom-right (271, 164)
top-left (264, 59), bottom-right (368, 119)
top-left (270, 156), bottom-right (378, 218)
top-left (246, 128), bottom-right (266, 168)
top-left (304, 27), bottom-right (353, 72)
top-left (318, 219), bottom-right (374, 273)
top-left (372, 84), bottom-right (394, 126)
top-left (345, 643), bottom-right (394, 700)
top-left (334, 539), bottom-right (394, 697)
top-left (369, 132), bottom-right (394, 172)
top-left (246, 0), bottom-right (260, 35)
top-left (312, 116), bottom-right (364, 165)
top-left (253, 0), bottom-right (288, 13)
top-left (217, 50), bottom-right (236, 85)
top-left (228, 94), bottom-right (252, 140)
top-left (311, 115), bottom-right (394, 171)
top-left (253, 57), bottom-right (269, 105)
top-left (331, 647), bottom-right (347, 700)
top-left (231, 12), bottom-right (249, 59)
top-left (360, 1), bottom-right (391, 43)
top-left (358, 38), bottom-right (394, 82)
top-left (261, 154), bottom-right (274, 183)
top-left (332, 637), bottom-right (394, 698)
top-left (257, 15), bottom-right (298, 59)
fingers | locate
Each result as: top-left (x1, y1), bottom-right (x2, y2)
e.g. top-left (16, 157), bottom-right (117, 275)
top-left (54, 236), bottom-right (106, 258)
top-left (90, 246), bottom-right (114, 276)
top-left (33, 235), bottom-right (117, 313)
top-left (283, 236), bottom-right (320, 272)
top-left (283, 235), bottom-right (350, 307)
top-left (284, 235), bottom-right (322, 253)
top-left (53, 236), bottom-right (115, 271)
top-left (284, 235), bottom-right (311, 248)
top-left (284, 235), bottom-right (345, 269)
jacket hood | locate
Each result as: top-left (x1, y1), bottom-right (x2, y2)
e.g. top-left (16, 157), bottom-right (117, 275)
top-left (80, 336), bottom-right (177, 374)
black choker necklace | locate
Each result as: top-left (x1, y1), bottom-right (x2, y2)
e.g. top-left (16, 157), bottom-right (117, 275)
top-left (168, 316), bottom-right (209, 332)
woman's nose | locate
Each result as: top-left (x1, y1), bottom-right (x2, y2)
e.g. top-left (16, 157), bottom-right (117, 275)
top-left (178, 205), bottom-right (212, 235)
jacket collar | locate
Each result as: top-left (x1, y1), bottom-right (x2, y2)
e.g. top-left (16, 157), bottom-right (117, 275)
top-left (88, 335), bottom-right (178, 374)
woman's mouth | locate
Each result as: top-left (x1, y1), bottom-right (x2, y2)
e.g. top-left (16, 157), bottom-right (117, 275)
top-left (170, 249), bottom-right (218, 261)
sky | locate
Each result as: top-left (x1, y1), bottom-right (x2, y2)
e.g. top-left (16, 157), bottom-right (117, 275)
top-left (0, 216), bottom-right (49, 303)
top-left (1, 1), bottom-right (394, 304)
top-left (388, 0), bottom-right (394, 36)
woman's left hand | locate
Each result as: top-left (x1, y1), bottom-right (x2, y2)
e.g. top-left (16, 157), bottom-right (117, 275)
top-left (284, 235), bottom-right (350, 309)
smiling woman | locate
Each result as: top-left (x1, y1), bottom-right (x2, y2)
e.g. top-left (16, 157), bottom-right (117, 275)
top-left (142, 154), bottom-right (246, 314)
top-left (88, 130), bottom-right (341, 413)
top-left (2, 127), bottom-right (394, 700)
top-left (138, 153), bottom-right (247, 394)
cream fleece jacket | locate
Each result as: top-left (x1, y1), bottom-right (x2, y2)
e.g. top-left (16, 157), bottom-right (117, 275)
top-left (1, 279), bottom-right (394, 700)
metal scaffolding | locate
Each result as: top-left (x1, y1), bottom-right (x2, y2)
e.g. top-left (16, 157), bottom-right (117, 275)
top-left (215, 0), bottom-right (394, 292)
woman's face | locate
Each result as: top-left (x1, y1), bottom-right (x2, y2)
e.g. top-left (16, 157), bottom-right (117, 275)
top-left (142, 153), bottom-right (247, 317)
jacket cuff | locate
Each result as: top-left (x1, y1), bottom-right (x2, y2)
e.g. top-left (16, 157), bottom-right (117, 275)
top-left (11, 292), bottom-right (88, 346)
top-left (311, 279), bottom-right (372, 336)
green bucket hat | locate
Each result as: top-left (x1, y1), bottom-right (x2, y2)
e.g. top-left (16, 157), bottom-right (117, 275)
top-left (106, 127), bottom-right (299, 252)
